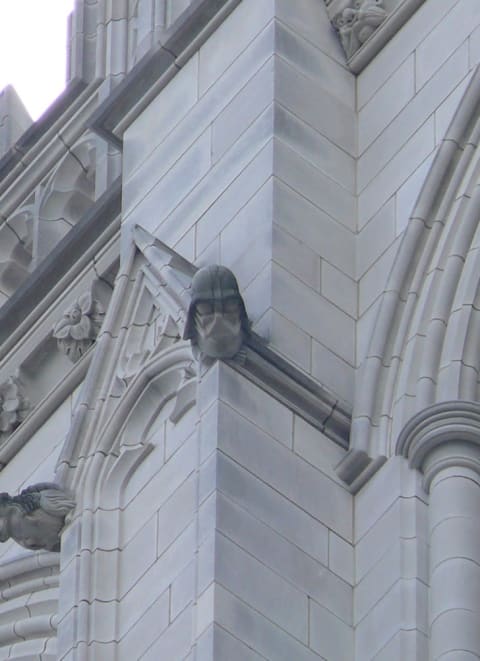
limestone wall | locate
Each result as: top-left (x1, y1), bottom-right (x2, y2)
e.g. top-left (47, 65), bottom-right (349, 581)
top-left (106, 359), bottom-right (353, 660)
top-left (353, 457), bottom-right (429, 659)
top-left (122, 0), bottom-right (357, 405)
top-left (193, 363), bottom-right (353, 660)
top-left (115, 2), bottom-right (480, 659)
top-left (1, 2), bottom-right (480, 660)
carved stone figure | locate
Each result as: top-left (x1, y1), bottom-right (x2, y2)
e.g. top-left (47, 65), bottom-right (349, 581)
top-left (183, 265), bottom-right (250, 361)
top-left (53, 291), bottom-right (104, 362)
top-left (0, 483), bottom-right (75, 552)
top-left (332, 0), bottom-right (387, 59)
top-left (0, 375), bottom-right (29, 434)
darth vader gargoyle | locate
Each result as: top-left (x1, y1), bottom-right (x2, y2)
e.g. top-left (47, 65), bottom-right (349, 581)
top-left (0, 482), bottom-right (75, 552)
top-left (183, 265), bottom-right (250, 363)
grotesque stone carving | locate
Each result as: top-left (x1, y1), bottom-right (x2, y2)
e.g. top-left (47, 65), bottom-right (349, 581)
top-left (0, 483), bottom-right (75, 552)
top-left (332, 0), bottom-right (387, 59)
top-left (53, 292), bottom-right (104, 362)
top-left (183, 265), bottom-right (250, 361)
top-left (0, 376), bottom-right (29, 434)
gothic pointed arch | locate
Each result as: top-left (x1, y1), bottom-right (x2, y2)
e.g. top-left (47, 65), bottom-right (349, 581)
top-left (53, 227), bottom-right (198, 655)
top-left (339, 64), bottom-right (480, 490)
top-left (55, 225), bottom-right (196, 494)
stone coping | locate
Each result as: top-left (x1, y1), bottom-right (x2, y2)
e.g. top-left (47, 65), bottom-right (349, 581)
top-left (0, 79), bottom-right (87, 182)
top-left (89, 0), bottom-right (242, 147)
top-left (0, 177), bottom-right (121, 348)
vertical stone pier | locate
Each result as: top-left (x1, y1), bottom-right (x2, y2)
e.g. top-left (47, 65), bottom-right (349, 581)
top-left (397, 402), bottom-right (480, 660)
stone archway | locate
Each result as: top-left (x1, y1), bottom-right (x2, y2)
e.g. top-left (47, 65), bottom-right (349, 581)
top-left (338, 65), bottom-right (480, 490)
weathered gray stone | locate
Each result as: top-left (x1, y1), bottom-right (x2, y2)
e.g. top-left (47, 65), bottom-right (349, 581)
top-left (53, 292), bottom-right (104, 362)
top-left (184, 265), bottom-right (250, 362)
top-left (0, 483), bottom-right (75, 552)
top-left (331, 1), bottom-right (387, 60)
top-left (2, 1), bottom-right (480, 660)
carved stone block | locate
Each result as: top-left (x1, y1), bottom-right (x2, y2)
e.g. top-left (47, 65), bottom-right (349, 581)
top-left (330, 0), bottom-right (387, 59)
top-left (183, 265), bottom-right (250, 363)
top-left (0, 482), bottom-right (75, 552)
top-left (0, 376), bottom-right (29, 434)
top-left (53, 292), bottom-right (104, 362)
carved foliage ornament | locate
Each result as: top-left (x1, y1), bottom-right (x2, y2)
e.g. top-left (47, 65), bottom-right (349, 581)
top-left (0, 482), bottom-right (75, 552)
top-left (332, 0), bottom-right (387, 59)
top-left (0, 376), bottom-right (29, 434)
top-left (53, 292), bottom-right (104, 362)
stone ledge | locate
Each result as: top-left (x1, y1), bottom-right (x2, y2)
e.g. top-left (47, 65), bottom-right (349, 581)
top-left (230, 333), bottom-right (351, 449)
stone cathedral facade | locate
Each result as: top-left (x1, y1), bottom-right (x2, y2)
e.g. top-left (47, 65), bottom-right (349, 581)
top-left (0, 0), bottom-right (479, 659)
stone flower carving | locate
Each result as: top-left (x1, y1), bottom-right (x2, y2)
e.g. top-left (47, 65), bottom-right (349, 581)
top-left (0, 376), bottom-right (29, 434)
top-left (53, 292), bottom-right (104, 362)
top-left (332, 0), bottom-right (387, 59)
top-left (0, 482), bottom-right (75, 552)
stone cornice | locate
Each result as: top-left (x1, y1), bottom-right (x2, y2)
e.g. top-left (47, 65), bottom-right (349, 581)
top-left (396, 401), bottom-right (480, 491)
top-left (0, 178), bottom-right (121, 355)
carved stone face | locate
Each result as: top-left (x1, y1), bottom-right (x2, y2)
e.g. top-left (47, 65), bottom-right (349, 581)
top-left (0, 503), bottom-right (23, 545)
top-left (0, 484), bottom-right (74, 552)
top-left (0, 502), bottom-right (62, 551)
top-left (194, 298), bottom-right (244, 359)
top-left (184, 265), bottom-right (249, 360)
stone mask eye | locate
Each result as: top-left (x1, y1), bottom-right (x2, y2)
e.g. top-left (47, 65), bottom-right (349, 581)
top-left (223, 299), bottom-right (239, 313)
top-left (0, 517), bottom-right (8, 541)
top-left (196, 302), bottom-right (214, 315)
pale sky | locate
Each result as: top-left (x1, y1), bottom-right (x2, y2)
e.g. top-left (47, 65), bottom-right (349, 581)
top-left (0, 0), bottom-right (75, 120)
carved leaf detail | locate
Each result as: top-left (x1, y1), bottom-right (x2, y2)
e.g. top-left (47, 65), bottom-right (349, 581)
top-left (78, 291), bottom-right (93, 314)
top-left (69, 316), bottom-right (93, 340)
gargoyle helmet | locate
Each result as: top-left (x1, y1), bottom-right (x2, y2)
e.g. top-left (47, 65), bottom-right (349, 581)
top-left (183, 265), bottom-right (249, 341)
